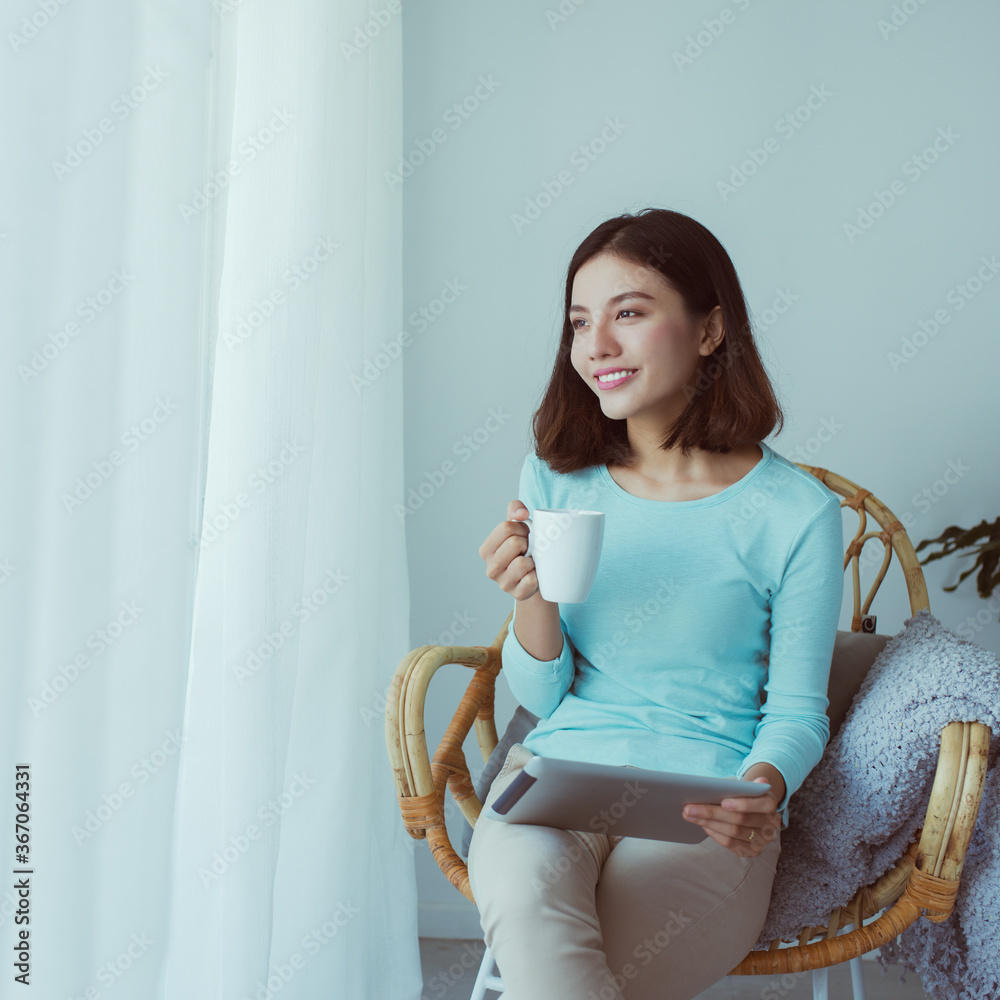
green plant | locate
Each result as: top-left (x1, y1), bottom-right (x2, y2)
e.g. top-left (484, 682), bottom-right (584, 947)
top-left (916, 517), bottom-right (1000, 620)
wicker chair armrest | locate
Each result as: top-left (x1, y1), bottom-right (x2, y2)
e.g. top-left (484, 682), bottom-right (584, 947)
top-left (385, 610), bottom-right (513, 902)
top-left (730, 719), bottom-right (992, 975)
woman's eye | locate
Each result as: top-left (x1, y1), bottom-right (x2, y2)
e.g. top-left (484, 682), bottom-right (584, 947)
top-left (571, 310), bottom-right (638, 331)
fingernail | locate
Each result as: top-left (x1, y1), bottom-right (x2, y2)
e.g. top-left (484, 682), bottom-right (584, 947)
top-left (722, 799), bottom-right (736, 809)
top-left (685, 807), bottom-right (700, 818)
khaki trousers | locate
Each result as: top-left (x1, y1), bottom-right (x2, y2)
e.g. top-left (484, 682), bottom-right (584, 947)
top-left (467, 744), bottom-right (780, 1000)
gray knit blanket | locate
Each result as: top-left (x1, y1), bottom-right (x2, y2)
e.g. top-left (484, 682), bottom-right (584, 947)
top-left (754, 609), bottom-right (1000, 999)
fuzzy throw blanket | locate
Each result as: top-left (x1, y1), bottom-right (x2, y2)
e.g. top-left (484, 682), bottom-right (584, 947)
top-left (755, 609), bottom-right (1000, 998)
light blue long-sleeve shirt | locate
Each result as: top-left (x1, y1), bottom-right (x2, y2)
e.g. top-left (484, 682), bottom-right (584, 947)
top-left (502, 441), bottom-right (845, 827)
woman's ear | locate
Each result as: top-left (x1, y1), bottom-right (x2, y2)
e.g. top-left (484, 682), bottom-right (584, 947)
top-left (698, 305), bottom-right (725, 356)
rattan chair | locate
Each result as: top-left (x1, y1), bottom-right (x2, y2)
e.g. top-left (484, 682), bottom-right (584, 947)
top-left (385, 465), bottom-right (991, 999)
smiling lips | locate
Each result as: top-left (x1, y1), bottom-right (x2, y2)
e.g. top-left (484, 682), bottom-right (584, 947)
top-left (595, 369), bottom-right (638, 390)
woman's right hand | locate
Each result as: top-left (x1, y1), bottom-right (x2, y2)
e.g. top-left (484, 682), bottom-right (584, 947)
top-left (478, 500), bottom-right (540, 601)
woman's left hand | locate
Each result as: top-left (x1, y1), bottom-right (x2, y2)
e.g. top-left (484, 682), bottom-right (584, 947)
top-left (682, 777), bottom-right (781, 858)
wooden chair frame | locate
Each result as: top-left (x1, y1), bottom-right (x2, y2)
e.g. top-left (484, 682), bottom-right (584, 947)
top-left (385, 464), bottom-right (991, 976)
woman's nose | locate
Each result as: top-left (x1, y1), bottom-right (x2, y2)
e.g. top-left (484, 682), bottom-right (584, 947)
top-left (589, 319), bottom-right (620, 359)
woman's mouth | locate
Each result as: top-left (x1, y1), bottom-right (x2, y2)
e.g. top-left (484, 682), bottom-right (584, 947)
top-left (595, 369), bottom-right (638, 390)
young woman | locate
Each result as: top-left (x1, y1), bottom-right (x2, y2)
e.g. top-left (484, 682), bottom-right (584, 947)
top-left (471, 208), bottom-right (844, 1000)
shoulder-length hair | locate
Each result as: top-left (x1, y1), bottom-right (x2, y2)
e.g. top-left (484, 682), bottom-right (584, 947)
top-left (532, 208), bottom-right (783, 474)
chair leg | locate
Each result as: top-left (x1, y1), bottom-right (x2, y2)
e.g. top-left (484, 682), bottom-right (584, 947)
top-left (470, 941), bottom-right (863, 1000)
top-left (812, 967), bottom-right (829, 1000)
top-left (849, 956), bottom-right (868, 1000)
top-left (469, 941), bottom-right (505, 999)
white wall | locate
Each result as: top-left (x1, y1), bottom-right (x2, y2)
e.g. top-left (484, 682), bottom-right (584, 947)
top-left (399, 0), bottom-right (1000, 936)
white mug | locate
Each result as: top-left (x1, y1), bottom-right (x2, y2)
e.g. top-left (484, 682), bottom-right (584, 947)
top-left (524, 508), bottom-right (605, 603)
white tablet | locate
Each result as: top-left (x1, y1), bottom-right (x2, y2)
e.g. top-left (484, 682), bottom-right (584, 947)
top-left (486, 755), bottom-right (771, 844)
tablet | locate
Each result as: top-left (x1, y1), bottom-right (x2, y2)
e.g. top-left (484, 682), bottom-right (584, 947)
top-left (486, 756), bottom-right (771, 844)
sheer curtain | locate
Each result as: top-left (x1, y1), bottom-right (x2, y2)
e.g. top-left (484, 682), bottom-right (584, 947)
top-left (2, 2), bottom-right (421, 998)
top-left (163, 2), bottom-right (421, 997)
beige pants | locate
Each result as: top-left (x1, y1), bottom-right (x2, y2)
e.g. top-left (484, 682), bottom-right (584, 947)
top-left (467, 744), bottom-right (780, 1000)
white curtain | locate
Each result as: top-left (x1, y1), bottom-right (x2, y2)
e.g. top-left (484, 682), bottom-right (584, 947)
top-left (2, 3), bottom-right (422, 998)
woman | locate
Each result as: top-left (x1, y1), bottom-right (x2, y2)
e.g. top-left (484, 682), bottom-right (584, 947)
top-left (470, 208), bottom-right (844, 1000)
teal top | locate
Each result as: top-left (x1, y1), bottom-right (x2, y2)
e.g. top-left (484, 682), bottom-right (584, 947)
top-left (503, 441), bottom-right (845, 828)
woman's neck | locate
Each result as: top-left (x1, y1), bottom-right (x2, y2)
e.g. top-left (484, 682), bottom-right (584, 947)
top-left (609, 442), bottom-right (763, 500)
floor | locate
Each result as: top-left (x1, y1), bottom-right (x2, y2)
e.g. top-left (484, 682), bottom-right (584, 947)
top-left (418, 938), bottom-right (934, 1000)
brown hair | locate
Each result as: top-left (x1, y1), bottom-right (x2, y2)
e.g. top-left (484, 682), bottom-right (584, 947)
top-left (531, 208), bottom-right (784, 474)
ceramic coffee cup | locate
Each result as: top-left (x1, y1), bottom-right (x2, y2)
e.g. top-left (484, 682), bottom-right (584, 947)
top-left (523, 508), bottom-right (605, 603)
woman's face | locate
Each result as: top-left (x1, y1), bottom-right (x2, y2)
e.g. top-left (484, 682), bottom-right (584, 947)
top-left (568, 253), bottom-right (722, 427)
